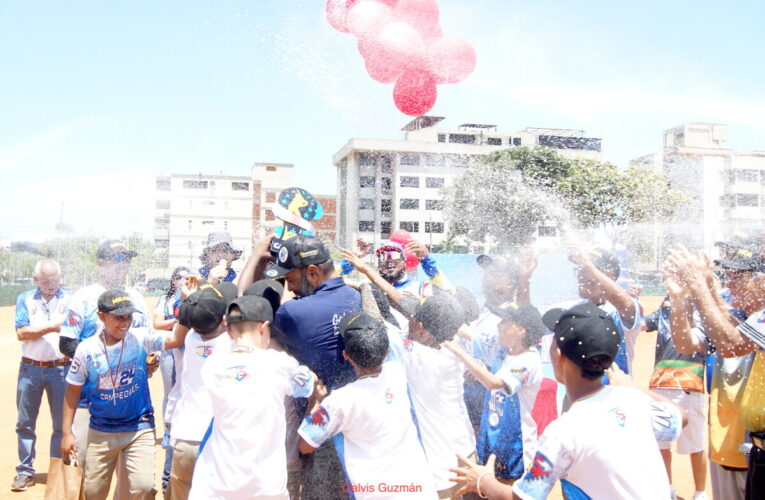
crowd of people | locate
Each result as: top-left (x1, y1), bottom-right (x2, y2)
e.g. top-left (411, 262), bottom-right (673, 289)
top-left (10, 228), bottom-right (765, 499)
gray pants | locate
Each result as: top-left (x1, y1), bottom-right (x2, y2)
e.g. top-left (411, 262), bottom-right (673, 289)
top-left (298, 441), bottom-right (346, 500)
top-left (710, 461), bottom-right (746, 500)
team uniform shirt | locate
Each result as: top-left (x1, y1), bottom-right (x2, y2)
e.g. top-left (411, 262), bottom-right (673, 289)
top-left (60, 284), bottom-right (148, 343)
top-left (738, 311), bottom-right (765, 433)
top-left (273, 277), bottom-right (361, 391)
top-left (66, 327), bottom-right (165, 433)
top-left (385, 326), bottom-right (476, 491)
top-left (15, 287), bottom-right (71, 362)
top-left (463, 310), bottom-right (502, 427)
top-left (171, 330), bottom-right (231, 443)
top-left (472, 332), bottom-right (542, 479)
top-left (189, 349), bottom-right (314, 500)
top-left (299, 362), bottom-right (437, 499)
top-left (513, 385), bottom-right (682, 500)
top-left (644, 304), bottom-right (708, 393)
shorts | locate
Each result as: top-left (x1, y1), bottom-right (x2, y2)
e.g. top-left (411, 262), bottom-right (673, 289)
top-left (654, 388), bottom-right (705, 454)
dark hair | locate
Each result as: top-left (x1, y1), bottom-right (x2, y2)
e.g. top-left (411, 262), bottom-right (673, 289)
top-left (318, 259), bottom-right (335, 275)
top-left (369, 283), bottom-right (400, 328)
top-left (166, 266), bottom-right (191, 299)
top-left (454, 286), bottom-right (480, 324)
top-left (580, 355), bottom-right (612, 380)
top-left (522, 322), bottom-right (545, 349)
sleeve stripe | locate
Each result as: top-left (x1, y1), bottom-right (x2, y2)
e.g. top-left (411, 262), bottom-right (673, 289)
top-left (297, 428), bottom-right (323, 449)
top-left (738, 322), bottom-right (765, 349)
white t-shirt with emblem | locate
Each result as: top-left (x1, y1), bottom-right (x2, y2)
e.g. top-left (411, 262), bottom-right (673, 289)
top-left (513, 385), bottom-right (681, 500)
top-left (170, 330), bottom-right (231, 443)
top-left (298, 361), bottom-right (437, 499)
top-left (189, 348), bottom-right (314, 500)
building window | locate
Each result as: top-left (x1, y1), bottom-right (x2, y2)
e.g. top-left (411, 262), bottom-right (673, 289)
top-left (487, 137), bottom-right (502, 146)
top-left (400, 198), bottom-right (419, 209)
top-left (426, 177), bottom-right (444, 188)
top-left (424, 222), bottom-right (444, 233)
top-left (381, 177), bottom-right (392, 192)
top-left (381, 222), bottom-right (392, 235)
top-left (232, 182), bottom-right (249, 191)
top-left (156, 179), bottom-right (171, 191)
top-left (265, 210), bottom-right (275, 221)
top-left (720, 195), bottom-right (735, 208)
top-left (359, 198), bottom-right (375, 210)
top-left (512, 137), bottom-right (521, 146)
top-left (425, 200), bottom-right (443, 210)
top-left (202, 220), bottom-right (214, 225)
top-left (451, 155), bottom-right (471, 167)
top-left (736, 194), bottom-right (759, 207)
top-left (381, 199), bottom-right (392, 212)
top-left (400, 153), bottom-right (420, 166)
top-left (437, 134), bottom-right (446, 143)
top-left (155, 200), bottom-right (170, 209)
top-left (188, 220), bottom-right (192, 230)
top-left (224, 221), bottom-right (228, 230)
top-left (155, 239), bottom-right (169, 248)
top-left (359, 152), bottom-right (376, 166)
top-left (202, 200), bottom-right (215, 206)
top-left (155, 218), bottom-right (169, 229)
top-left (183, 180), bottom-right (208, 189)
top-left (400, 221), bottom-right (419, 232)
top-left (381, 155), bottom-right (392, 173)
top-left (265, 192), bottom-right (276, 203)
top-left (472, 246), bottom-right (485, 254)
top-left (400, 176), bottom-right (419, 188)
top-left (425, 154), bottom-right (445, 166)
top-left (735, 169), bottom-right (759, 183)
top-left (449, 133), bottom-right (476, 144)
top-left (266, 166), bottom-right (277, 172)
top-left (360, 176), bottom-right (376, 188)
top-left (359, 221), bottom-right (375, 232)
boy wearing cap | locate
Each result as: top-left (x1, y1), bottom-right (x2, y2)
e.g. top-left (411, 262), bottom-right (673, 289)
top-left (445, 301), bottom-right (544, 483)
top-left (168, 282), bottom-right (236, 500)
top-left (298, 312), bottom-right (437, 499)
top-left (61, 290), bottom-right (190, 500)
top-left (199, 231), bottom-right (242, 284)
top-left (451, 303), bottom-right (686, 500)
top-left (189, 295), bottom-right (319, 500)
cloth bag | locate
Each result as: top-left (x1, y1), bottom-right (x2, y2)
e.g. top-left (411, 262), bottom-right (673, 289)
top-left (44, 454), bottom-right (84, 500)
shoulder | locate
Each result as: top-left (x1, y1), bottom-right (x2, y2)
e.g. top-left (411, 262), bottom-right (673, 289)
top-left (16, 289), bottom-right (35, 305)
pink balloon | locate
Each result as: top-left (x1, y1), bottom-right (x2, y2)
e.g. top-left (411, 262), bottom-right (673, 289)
top-left (325, 0), bottom-right (351, 33)
top-left (393, 0), bottom-right (441, 40)
top-left (389, 229), bottom-right (419, 269)
top-left (347, 0), bottom-right (393, 41)
top-left (375, 21), bottom-right (426, 70)
top-left (393, 70), bottom-right (437, 116)
top-left (426, 35), bottom-right (477, 84)
top-left (358, 37), bottom-right (404, 83)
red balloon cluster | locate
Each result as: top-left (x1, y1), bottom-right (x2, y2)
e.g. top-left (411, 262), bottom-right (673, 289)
top-left (390, 229), bottom-right (420, 270)
top-left (325, 0), bottom-right (477, 116)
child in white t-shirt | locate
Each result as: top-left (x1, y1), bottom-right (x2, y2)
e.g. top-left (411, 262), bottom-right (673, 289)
top-left (298, 312), bottom-right (437, 499)
top-left (189, 295), bottom-right (318, 500)
top-left (451, 303), bottom-right (687, 500)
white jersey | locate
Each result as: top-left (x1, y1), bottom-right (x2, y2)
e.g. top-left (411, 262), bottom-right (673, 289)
top-left (60, 283), bottom-right (148, 342)
top-left (170, 330), bottom-right (231, 442)
top-left (299, 361), bottom-right (437, 499)
top-left (386, 326), bottom-right (476, 491)
top-left (189, 348), bottom-right (314, 500)
top-left (513, 385), bottom-right (681, 500)
top-left (15, 288), bottom-right (71, 362)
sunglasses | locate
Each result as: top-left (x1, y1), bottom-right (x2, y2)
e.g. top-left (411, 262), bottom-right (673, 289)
top-left (377, 250), bottom-right (404, 262)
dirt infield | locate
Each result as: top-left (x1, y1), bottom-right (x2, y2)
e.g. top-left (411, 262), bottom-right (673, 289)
top-left (0, 296), bottom-right (708, 499)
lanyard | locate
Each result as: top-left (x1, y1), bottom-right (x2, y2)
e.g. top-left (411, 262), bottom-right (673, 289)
top-left (100, 334), bottom-right (125, 406)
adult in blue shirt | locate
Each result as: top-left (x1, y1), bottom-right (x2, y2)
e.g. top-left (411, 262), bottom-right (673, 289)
top-left (265, 234), bottom-right (361, 500)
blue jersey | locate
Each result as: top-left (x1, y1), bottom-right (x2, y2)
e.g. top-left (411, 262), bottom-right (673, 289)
top-left (67, 328), bottom-right (165, 433)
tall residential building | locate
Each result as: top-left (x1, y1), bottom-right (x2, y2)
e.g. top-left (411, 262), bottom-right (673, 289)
top-left (631, 122), bottom-right (765, 251)
top-left (333, 116), bottom-right (602, 250)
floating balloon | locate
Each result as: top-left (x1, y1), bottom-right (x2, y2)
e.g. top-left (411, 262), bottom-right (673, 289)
top-left (390, 229), bottom-right (419, 269)
top-left (394, 0), bottom-right (441, 40)
top-left (393, 69), bottom-right (437, 116)
top-left (347, 0), bottom-right (393, 41)
top-left (426, 35), bottom-right (477, 84)
top-left (363, 50), bottom-right (403, 83)
top-left (375, 21), bottom-right (426, 70)
top-left (325, 0), bottom-right (351, 33)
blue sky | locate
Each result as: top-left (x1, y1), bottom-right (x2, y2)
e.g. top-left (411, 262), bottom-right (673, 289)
top-left (2, 0), bottom-right (764, 242)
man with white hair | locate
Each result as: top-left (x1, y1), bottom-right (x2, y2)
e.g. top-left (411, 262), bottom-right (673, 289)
top-left (12, 259), bottom-right (71, 492)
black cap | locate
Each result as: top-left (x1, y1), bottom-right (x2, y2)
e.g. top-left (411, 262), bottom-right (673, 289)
top-left (244, 279), bottom-right (284, 315)
top-left (491, 301), bottom-right (546, 341)
top-left (226, 296), bottom-right (273, 325)
top-left (96, 240), bottom-right (137, 261)
top-left (338, 312), bottom-right (389, 368)
top-left (97, 289), bottom-right (138, 316)
top-left (542, 303), bottom-right (620, 371)
top-left (714, 231), bottom-right (760, 251)
top-left (476, 254), bottom-right (518, 276)
top-left (717, 246), bottom-right (763, 272)
top-left (585, 248), bottom-right (620, 279)
top-left (184, 283), bottom-right (235, 334)
top-left (264, 235), bottom-right (331, 278)
top-left (413, 294), bottom-right (465, 342)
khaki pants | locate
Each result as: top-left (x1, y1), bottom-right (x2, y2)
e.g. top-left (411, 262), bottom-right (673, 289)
top-left (84, 427), bottom-right (156, 500)
top-left (169, 440), bottom-right (200, 500)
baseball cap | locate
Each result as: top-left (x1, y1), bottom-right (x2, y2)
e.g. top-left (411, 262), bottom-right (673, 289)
top-left (184, 283), bottom-right (236, 334)
top-left (413, 294), bottom-right (465, 342)
top-left (226, 295), bottom-right (273, 325)
top-left (264, 235), bottom-right (331, 278)
top-left (717, 246), bottom-right (763, 272)
top-left (97, 289), bottom-right (138, 316)
top-left (542, 303), bottom-right (620, 372)
top-left (337, 312), bottom-right (389, 368)
top-left (244, 279), bottom-right (284, 315)
top-left (491, 301), bottom-right (546, 341)
top-left (714, 231), bottom-right (760, 251)
top-left (584, 248), bottom-right (621, 279)
top-left (96, 240), bottom-right (137, 262)
top-left (203, 231), bottom-right (242, 259)
top-left (476, 255), bottom-right (519, 280)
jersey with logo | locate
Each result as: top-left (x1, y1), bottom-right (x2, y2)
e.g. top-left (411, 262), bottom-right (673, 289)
top-left (472, 333), bottom-right (542, 479)
top-left (15, 287), bottom-right (71, 362)
top-left (66, 327), bottom-right (165, 432)
top-left (513, 385), bottom-right (680, 500)
top-left (189, 349), bottom-right (313, 500)
top-left (171, 330), bottom-right (231, 442)
top-left (299, 361), bottom-right (436, 499)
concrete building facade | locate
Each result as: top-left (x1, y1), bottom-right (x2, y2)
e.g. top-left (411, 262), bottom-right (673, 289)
top-left (333, 116), bottom-right (602, 250)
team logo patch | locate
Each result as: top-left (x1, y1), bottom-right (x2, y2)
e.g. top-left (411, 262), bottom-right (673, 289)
top-left (66, 310), bottom-right (82, 328)
top-left (609, 408), bottom-right (626, 427)
top-left (265, 269), bottom-right (278, 278)
top-left (511, 367), bottom-right (529, 383)
top-left (402, 339), bottom-right (414, 352)
top-left (226, 365), bottom-right (248, 382)
top-left (385, 389), bottom-right (393, 404)
top-left (196, 346), bottom-right (213, 358)
top-left (525, 452), bottom-right (554, 479)
top-left (278, 247), bottom-right (289, 263)
top-left (306, 406), bottom-right (330, 425)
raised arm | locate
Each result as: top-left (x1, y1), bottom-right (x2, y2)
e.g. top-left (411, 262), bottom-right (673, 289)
top-left (442, 340), bottom-right (506, 391)
top-left (237, 234), bottom-right (275, 296)
top-left (340, 248), bottom-right (403, 304)
top-left (406, 240), bottom-right (455, 293)
top-left (570, 245), bottom-right (636, 326)
top-left (662, 264), bottom-right (706, 355)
